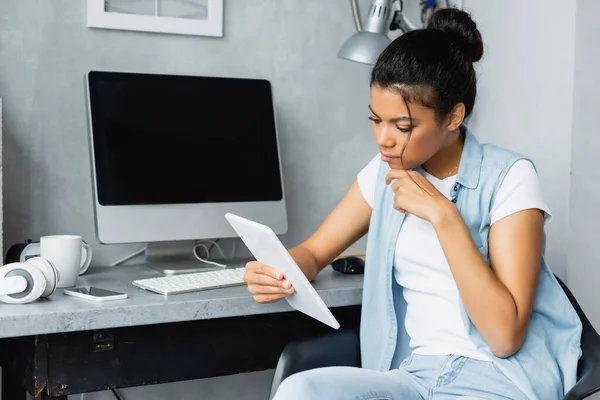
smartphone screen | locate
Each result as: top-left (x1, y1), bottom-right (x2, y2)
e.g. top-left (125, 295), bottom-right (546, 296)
top-left (70, 287), bottom-right (125, 297)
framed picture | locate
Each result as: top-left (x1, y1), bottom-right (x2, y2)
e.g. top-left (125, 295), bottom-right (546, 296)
top-left (86, 0), bottom-right (223, 37)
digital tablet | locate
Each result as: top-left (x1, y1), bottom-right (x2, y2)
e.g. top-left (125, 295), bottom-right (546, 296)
top-left (225, 213), bottom-right (340, 330)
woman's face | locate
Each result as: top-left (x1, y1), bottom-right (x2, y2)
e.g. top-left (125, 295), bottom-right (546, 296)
top-left (369, 84), bottom-right (450, 170)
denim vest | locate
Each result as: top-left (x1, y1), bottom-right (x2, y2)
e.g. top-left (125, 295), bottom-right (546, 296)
top-left (361, 127), bottom-right (582, 400)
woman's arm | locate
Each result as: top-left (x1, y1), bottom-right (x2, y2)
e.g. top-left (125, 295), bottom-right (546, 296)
top-left (291, 181), bottom-right (372, 281)
top-left (386, 167), bottom-right (545, 358)
top-left (244, 180), bottom-right (372, 303)
top-left (432, 205), bottom-right (544, 358)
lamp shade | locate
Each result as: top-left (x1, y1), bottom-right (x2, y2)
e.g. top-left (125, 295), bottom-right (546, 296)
top-left (338, 0), bottom-right (393, 65)
top-left (337, 31), bottom-right (391, 65)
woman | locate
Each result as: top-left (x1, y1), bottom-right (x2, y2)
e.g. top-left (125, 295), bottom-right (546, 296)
top-left (244, 8), bottom-right (582, 400)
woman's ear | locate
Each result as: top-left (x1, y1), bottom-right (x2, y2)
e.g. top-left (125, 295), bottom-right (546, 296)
top-left (445, 103), bottom-right (466, 131)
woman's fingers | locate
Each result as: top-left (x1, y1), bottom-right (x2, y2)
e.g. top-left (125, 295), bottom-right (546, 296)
top-left (244, 261), bottom-right (294, 303)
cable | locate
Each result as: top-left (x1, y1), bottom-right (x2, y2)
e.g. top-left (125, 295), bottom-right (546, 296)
top-left (193, 243), bottom-right (227, 268)
top-left (207, 238), bottom-right (220, 255)
top-left (199, 239), bottom-right (236, 260)
top-left (109, 239), bottom-right (236, 268)
top-left (111, 387), bottom-right (126, 400)
top-left (391, 0), bottom-right (418, 32)
top-left (109, 248), bottom-right (146, 267)
top-left (350, 0), bottom-right (462, 36)
top-left (228, 239), bottom-right (236, 259)
top-left (351, 0), bottom-right (362, 32)
top-left (192, 239), bottom-right (236, 268)
top-left (390, 0), bottom-right (459, 33)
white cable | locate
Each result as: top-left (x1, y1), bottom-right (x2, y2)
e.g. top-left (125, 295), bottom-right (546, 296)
top-left (195, 239), bottom-right (236, 260)
top-left (110, 248), bottom-right (146, 267)
top-left (199, 240), bottom-right (226, 259)
top-left (403, 14), bottom-right (419, 31)
top-left (390, 0), bottom-right (420, 32)
top-left (193, 243), bottom-right (227, 268)
top-left (192, 239), bottom-right (236, 268)
top-left (228, 239), bottom-right (236, 260)
top-left (109, 239), bottom-right (237, 268)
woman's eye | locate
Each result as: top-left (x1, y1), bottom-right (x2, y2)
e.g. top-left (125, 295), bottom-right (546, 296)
top-left (368, 116), bottom-right (381, 124)
top-left (396, 126), bottom-right (411, 133)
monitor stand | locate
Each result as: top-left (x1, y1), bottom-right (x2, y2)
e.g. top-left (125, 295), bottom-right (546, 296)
top-left (145, 241), bottom-right (245, 275)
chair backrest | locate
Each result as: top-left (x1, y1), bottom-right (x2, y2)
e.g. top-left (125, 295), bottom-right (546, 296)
top-left (554, 275), bottom-right (600, 380)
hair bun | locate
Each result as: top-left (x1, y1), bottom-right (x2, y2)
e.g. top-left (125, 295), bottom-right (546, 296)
top-left (426, 8), bottom-right (484, 63)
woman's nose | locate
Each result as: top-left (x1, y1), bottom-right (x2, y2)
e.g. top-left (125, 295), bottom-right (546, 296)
top-left (376, 126), bottom-right (395, 148)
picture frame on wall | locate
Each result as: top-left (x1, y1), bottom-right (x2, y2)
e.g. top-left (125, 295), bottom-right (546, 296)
top-left (86, 0), bottom-right (224, 37)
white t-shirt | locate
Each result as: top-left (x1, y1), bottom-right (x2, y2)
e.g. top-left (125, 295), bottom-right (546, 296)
top-left (357, 155), bottom-right (551, 361)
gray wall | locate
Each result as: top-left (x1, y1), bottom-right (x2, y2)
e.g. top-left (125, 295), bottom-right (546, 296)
top-left (0, 0), bottom-right (377, 267)
top-left (467, 0), bottom-right (576, 278)
top-left (568, 0), bottom-right (600, 329)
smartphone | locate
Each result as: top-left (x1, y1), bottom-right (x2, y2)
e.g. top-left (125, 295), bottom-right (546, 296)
top-left (63, 287), bottom-right (128, 302)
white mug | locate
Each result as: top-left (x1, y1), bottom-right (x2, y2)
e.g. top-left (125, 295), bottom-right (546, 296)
top-left (40, 235), bottom-right (93, 288)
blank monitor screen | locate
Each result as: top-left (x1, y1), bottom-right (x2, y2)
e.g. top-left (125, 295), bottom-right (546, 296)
top-left (87, 71), bottom-right (283, 207)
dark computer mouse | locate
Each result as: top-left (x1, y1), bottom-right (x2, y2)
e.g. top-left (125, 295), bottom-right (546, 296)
top-left (331, 256), bottom-right (365, 275)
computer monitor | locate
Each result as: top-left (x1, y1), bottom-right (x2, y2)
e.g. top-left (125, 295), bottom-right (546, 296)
top-left (86, 71), bottom-right (288, 266)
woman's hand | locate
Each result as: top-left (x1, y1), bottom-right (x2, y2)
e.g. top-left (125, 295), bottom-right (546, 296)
top-left (385, 169), bottom-right (451, 223)
top-left (244, 261), bottom-right (294, 303)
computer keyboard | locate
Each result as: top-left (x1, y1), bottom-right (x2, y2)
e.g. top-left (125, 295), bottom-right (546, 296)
top-left (132, 268), bottom-right (246, 295)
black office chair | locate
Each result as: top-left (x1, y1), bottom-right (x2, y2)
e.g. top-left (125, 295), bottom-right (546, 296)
top-left (269, 276), bottom-right (600, 400)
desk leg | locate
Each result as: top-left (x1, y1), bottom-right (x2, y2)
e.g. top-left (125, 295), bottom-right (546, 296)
top-left (0, 335), bottom-right (59, 400)
top-left (2, 366), bottom-right (27, 400)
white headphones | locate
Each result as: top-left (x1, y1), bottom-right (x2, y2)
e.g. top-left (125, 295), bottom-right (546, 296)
top-left (0, 257), bottom-right (59, 304)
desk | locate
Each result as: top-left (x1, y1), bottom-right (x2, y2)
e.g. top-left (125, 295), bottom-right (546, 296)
top-left (0, 265), bottom-right (363, 399)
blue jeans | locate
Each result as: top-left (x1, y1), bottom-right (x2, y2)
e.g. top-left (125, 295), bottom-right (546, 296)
top-left (272, 354), bottom-right (529, 400)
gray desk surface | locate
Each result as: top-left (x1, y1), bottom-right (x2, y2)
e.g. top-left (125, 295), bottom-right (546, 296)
top-left (0, 265), bottom-right (363, 339)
